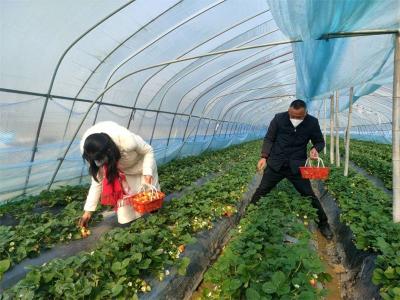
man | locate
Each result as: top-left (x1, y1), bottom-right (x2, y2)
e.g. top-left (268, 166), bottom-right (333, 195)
top-left (251, 99), bottom-right (333, 240)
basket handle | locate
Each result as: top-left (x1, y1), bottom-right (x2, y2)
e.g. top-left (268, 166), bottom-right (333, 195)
top-left (304, 157), bottom-right (325, 168)
top-left (139, 183), bottom-right (158, 198)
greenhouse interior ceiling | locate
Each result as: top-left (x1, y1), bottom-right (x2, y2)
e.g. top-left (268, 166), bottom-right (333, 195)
top-left (1, 1), bottom-right (400, 299)
top-left (0, 0), bottom-right (399, 209)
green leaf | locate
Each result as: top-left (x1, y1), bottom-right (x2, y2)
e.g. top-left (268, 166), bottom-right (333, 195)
top-left (112, 284), bottom-right (123, 297)
top-left (111, 262), bottom-right (122, 275)
top-left (245, 287), bottom-right (261, 300)
top-left (138, 258), bottom-right (152, 270)
top-left (262, 282), bottom-right (276, 294)
top-left (271, 271), bottom-right (286, 287)
top-left (132, 253), bottom-right (142, 262)
top-left (178, 257), bottom-right (190, 276)
top-left (0, 259), bottom-right (11, 275)
top-left (384, 266), bottom-right (396, 279)
top-left (42, 271), bottom-right (56, 283)
top-left (25, 269), bottom-right (41, 285)
top-left (298, 291), bottom-right (315, 300)
top-left (392, 287), bottom-right (400, 296)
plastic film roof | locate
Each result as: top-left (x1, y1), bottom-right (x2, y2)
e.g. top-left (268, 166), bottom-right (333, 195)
top-left (0, 0), bottom-right (398, 200)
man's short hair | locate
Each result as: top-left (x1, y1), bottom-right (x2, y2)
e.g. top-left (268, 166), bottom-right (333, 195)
top-left (290, 99), bottom-right (307, 110)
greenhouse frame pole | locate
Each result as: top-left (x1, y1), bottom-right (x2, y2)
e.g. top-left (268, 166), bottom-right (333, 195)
top-left (191, 70), bottom-right (295, 141)
top-left (330, 95), bottom-right (335, 164)
top-left (344, 87), bottom-right (354, 176)
top-left (92, 0), bottom-right (226, 126)
top-left (335, 91), bottom-right (340, 167)
top-left (393, 33), bottom-right (400, 223)
top-left (138, 11), bottom-right (272, 144)
top-left (178, 51), bottom-right (293, 143)
top-left (323, 98), bottom-right (327, 155)
top-left (148, 31), bottom-right (282, 143)
top-left (23, 0), bottom-right (136, 194)
top-left (46, 40), bottom-right (297, 189)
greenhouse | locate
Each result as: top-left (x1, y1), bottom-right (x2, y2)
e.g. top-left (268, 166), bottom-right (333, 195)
top-left (0, 0), bottom-right (399, 299)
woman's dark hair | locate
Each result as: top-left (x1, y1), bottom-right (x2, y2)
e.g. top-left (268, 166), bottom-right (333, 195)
top-left (82, 133), bottom-right (121, 183)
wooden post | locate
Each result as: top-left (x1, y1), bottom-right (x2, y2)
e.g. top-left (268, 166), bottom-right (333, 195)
top-left (393, 33), bottom-right (400, 222)
top-left (335, 91), bottom-right (340, 167)
top-left (344, 87), bottom-right (354, 176)
top-left (323, 98), bottom-right (327, 155)
top-left (330, 95), bottom-right (335, 164)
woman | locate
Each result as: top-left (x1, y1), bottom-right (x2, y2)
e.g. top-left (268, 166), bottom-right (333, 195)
top-left (78, 121), bottom-right (159, 227)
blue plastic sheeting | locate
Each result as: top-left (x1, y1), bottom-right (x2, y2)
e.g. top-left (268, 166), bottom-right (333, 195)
top-left (267, 0), bottom-right (400, 104)
top-left (0, 131), bottom-right (263, 202)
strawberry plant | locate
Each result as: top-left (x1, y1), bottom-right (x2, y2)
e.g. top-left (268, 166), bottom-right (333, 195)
top-left (1, 140), bottom-right (262, 298)
top-left (0, 141), bottom-right (261, 276)
top-left (321, 156), bottom-right (400, 300)
top-left (201, 182), bottom-right (330, 300)
top-left (326, 138), bottom-right (392, 190)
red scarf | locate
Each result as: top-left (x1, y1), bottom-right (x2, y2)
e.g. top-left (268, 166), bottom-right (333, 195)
top-left (100, 165), bottom-right (126, 208)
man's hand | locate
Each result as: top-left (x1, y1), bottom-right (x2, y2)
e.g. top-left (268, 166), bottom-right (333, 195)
top-left (143, 175), bottom-right (153, 185)
top-left (79, 211), bottom-right (92, 228)
top-left (310, 148), bottom-right (319, 160)
top-left (257, 158), bottom-right (267, 172)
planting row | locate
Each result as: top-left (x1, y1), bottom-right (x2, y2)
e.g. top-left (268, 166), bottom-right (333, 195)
top-left (323, 163), bottom-right (399, 300)
top-left (1, 141), bottom-right (260, 299)
top-left (327, 138), bottom-right (392, 190)
top-left (0, 141), bottom-right (260, 275)
top-left (200, 182), bottom-right (331, 300)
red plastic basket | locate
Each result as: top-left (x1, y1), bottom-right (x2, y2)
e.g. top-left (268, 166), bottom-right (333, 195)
top-left (129, 185), bottom-right (165, 214)
top-left (299, 158), bottom-right (330, 180)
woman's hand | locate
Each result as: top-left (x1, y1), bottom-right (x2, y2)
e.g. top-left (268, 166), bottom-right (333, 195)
top-left (79, 211), bottom-right (92, 228)
top-left (143, 175), bottom-right (153, 185)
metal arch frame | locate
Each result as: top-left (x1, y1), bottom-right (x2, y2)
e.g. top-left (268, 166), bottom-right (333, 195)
top-left (221, 83), bottom-right (295, 135)
top-left (24, 0), bottom-right (137, 194)
top-left (211, 82), bottom-right (295, 100)
top-left (218, 95), bottom-right (294, 131)
top-left (201, 64), bottom-right (295, 119)
top-left (226, 94), bottom-right (292, 127)
top-left (142, 30), bottom-right (277, 126)
top-left (198, 70), bottom-right (296, 139)
top-left (223, 103), bottom-right (272, 137)
top-left (144, 26), bottom-right (281, 143)
top-left (140, 18), bottom-right (278, 113)
top-left (131, 11), bottom-right (271, 142)
top-left (163, 42), bottom-right (295, 147)
top-left (168, 50), bottom-right (290, 143)
top-left (92, 0), bottom-right (226, 125)
top-left (138, 25), bottom-right (282, 136)
top-left (196, 56), bottom-right (294, 114)
top-left (162, 42), bottom-right (281, 146)
top-left (46, 40), bottom-right (298, 188)
top-left (191, 60), bottom-right (295, 141)
top-left (207, 82), bottom-right (295, 138)
top-left (170, 48), bottom-right (294, 145)
top-left (224, 99), bottom-right (284, 135)
top-left (196, 95), bottom-right (292, 153)
top-left (181, 45), bottom-right (291, 114)
top-left (62, 0), bottom-right (184, 140)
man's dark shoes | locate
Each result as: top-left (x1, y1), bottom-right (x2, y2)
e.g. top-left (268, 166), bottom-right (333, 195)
top-left (319, 223), bottom-right (333, 241)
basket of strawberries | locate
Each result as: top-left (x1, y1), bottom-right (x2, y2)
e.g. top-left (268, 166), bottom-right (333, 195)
top-left (129, 184), bottom-right (165, 214)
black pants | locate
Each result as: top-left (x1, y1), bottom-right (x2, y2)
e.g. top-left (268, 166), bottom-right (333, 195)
top-left (251, 163), bottom-right (328, 225)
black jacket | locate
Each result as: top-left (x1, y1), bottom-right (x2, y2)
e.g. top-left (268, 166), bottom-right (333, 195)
top-left (261, 112), bottom-right (325, 174)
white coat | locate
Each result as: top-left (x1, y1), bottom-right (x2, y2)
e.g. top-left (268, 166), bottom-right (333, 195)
top-left (80, 121), bottom-right (159, 216)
